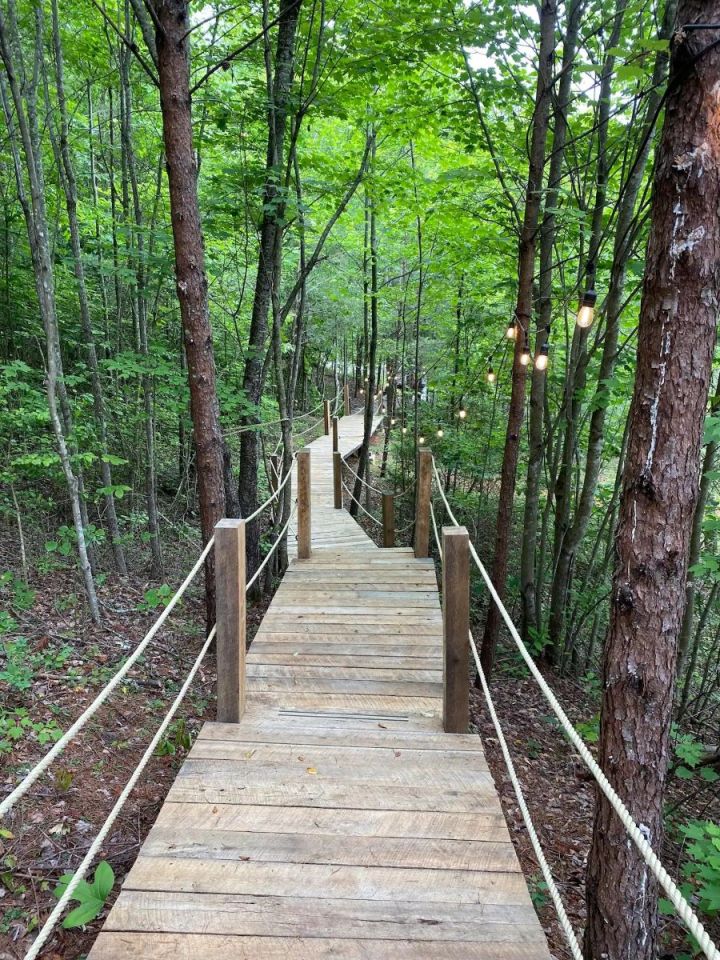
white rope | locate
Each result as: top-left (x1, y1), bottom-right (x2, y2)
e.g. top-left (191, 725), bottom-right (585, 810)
top-left (430, 456), bottom-right (720, 960)
top-left (23, 626), bottom-right (215, 960)
top-left (294, 414), bottom-right (325, 439)
top-left (341, 455), bottom-right (385, 495)
top-left (245, 462), bottom-right (293, 523)
top-left (224, 397), bottom-right (326, 438)
top-left (341, 479), bottom-right (383, 526)
top-left (246, 501), bottom-right (297, 592)
top-left (429, 500), bottom-right (442, 560)
top-left (428, 515), bottom-right (581, 958)
top-left (473, 641), bottom-right (583, 959)
top-left (0, 537), bottom-right (215, 819)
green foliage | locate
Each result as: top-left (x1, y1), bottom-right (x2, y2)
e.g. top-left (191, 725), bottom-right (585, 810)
top-left (0, 707), bottom-right (62, 754)
top-left (155, 718), bottom-right (192, 757)
top-left (137, 584), bottom-right (174, 612)
top-left (53, 861), bottom-right (115, 928)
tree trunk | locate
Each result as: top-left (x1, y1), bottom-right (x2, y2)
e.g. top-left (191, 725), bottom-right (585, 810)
top-left (584, 10), bottom-right (720, 958)
top-left (547, 0), bottom-right (675, 654)
top-left (153, 0), bottom-right (226, 621)
top-left (0, 1), bottom-right (99, 620)
top-left (351, 130), bottom-right (377, 516)
top-left (519, 0), bottom-right (581, 641)
top-left (48, 0), bottom-right (128, 576)
top-left (479, 0), bottom-right (556, 678)
top-left (238, 0), bottom-right (302, 581)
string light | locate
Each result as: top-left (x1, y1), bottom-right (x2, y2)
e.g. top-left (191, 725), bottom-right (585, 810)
top-left (535, 342), bottom-right (549, 371)
top-left (577, 265), bottom-right (597, 329)
top-left (519, 338), bottom-right (531, 367)
top-left (458, 408), bottom-right (467, 419)
top-left (390, 418), bottom-right (396, 425)
top-left (418, 435), bottom-right (426, 445)
top-left (359, 388), bottom-right (365, 395)
top-left (506, 323), bottom-right (517, 340)
top-left (436, 428), bottom-right (444, 438)
top-left (402, 426), bottom-right (408, 434)
top-left (487, 367), bottom-right (496, 384)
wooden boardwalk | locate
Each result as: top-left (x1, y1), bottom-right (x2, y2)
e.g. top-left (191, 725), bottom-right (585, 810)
top-left (89, 413), bottom-right (551, 960)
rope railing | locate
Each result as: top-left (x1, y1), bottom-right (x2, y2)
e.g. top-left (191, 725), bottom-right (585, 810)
top-left (23, 624), bottom-right (216, 960)
top-left (430, 455), bottom-right (720, 960)
top-left (341, 454), bottom-right (386, 495)
top-left (246, 499), bottom-right (297, 592)
top-left (427, 512), bottom-right (582, 958)
top-left (223, 396), bottom-right (327, 438)
top-left (341, 478), bottom-right (383, 526)
top-left (0, 536), bottom-right (216, 820)
top-left (246, 459), bottom-right (293, 523)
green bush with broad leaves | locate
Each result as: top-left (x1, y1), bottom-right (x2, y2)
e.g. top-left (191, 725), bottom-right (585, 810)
top-left (53, 861), bottom-right (115, 928)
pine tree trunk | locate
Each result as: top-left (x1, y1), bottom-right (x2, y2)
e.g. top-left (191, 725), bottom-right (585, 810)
top-left (153, 0), bottom-right (226, 621)
top-left (584, 9), bottom-right (720, 957)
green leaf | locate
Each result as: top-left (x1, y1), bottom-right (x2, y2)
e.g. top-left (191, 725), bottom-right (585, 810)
top-left (92, 861), bottom-right (115, 900)
top-left (62, 898), bottom-right (105, 929)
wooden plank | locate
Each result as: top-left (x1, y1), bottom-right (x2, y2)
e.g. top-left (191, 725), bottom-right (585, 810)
top-left (91, 933), bottom-right (549, 959)
top-left (196, 724), bottom-right (479, 752)
top-left (414, 449), bottom-right (432, 558)
top-left (154, 802), bottom-right (500, 840)
top-left (142, 827), bottom-right (517, 873)
top-left (246, 677), bottom-right (444, 696)
top-left (123, 857), bottom-right (534, 906)
top-left (105, 890), bottom-right (545, 942)
top-left (246, 664), bottom-right (442, 681)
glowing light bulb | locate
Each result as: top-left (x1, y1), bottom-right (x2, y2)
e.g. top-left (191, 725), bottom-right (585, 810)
top-left (506, 324), bottom-right (517, 340)
top-left (418, 436), bottom-right (426, 445)
top-left (402, 426), bottom-right (408, 434)
top-left (520, 348), bottom-right (531, 367)
top-left (458, 408), bottom-right (467, 419)
top-left (359, 388), bottom-right (364, 395)
top-left (535, 345), bottom-right (549, 371)
top-left (577, 288), bottom-right (597, 329)
top-left (487, 368), bottom-right (496, 384)
top-left (437, 428), bottom-right (444, 438)
top-left (391, 418), bottom-right (396, 425)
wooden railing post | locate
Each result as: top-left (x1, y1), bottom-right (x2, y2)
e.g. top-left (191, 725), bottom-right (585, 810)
top-left (382, 494), bottom-right (395, 547)
top-left (333, 451), bottom-right (343, 509)
top-left (323, 400), bottom-right (331, 435)
top-left (215, 518), bottom-right (246, 723)
top-left (343, 383), bottom-right (351, 416)
top-left (332, 416), bottom-right (339, 452)
top-left (442, 525), bottom-right (470, 733)
top-left (297, 448), bottom-right (312, 559)
top-left (414, 449), bottom-right (432, 558)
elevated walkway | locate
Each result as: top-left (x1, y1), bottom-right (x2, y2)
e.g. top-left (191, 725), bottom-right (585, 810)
top-left (89, 412), bottom-right (551, 959)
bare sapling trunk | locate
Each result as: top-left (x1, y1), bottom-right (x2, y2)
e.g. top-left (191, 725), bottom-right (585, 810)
top-left (584, 8), bottom-right (720, 958)
top-left (0, 1), bottom-right (99, 620)
top-left (152, 0), bottom-right (227, 621)
top-left (48, 0), bottom-right (128, 576)
top-left (479, 0), bottom-right (556, 678)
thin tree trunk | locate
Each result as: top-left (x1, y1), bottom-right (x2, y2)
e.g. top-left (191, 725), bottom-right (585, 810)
top-left (238, 0), bottom-right (302, 581)
top-left (479, 0), bottom-right (556, 678)
top-left (584, 10), bottom-right (720, 957)
top-left (520, 0), bottom-right (581, 641)
top-left (0, 0), bottom-right (99, 619)
top-left (548, 0), bottom-right (675, 653)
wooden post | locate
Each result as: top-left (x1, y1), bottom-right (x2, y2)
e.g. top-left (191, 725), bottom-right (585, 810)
top-left (382, 494), bottom-right (395, 547)
top-left (297, 448), bottom-right (311, 559)
top-left (332, 416), bottom-right (339, 452)
top-left (215, 519), bottom-right (246, 723)
top-left (343, 382), bottom-right (351, 416)
top-left (333, 451), bottom-right (343, 509)
top-left (442, 525), bottom-right (470, 733)
top-left (323, 400), bottom-right (331, 435)
top-left (414, 448), bottom-right (432, 558)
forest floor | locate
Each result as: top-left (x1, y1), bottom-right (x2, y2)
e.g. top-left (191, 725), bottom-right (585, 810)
top-left (2, 469), bottom-right (718, 959)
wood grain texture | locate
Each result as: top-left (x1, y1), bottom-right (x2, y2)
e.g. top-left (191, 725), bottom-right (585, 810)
top-left (88, 411), bottom-right (551, 960)
top-left (442, 525), bottom-right (470, 734)
top-left (214, 519), bottom-right (246, 723)
top-left (414, 449), bottom-right (433, 558)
